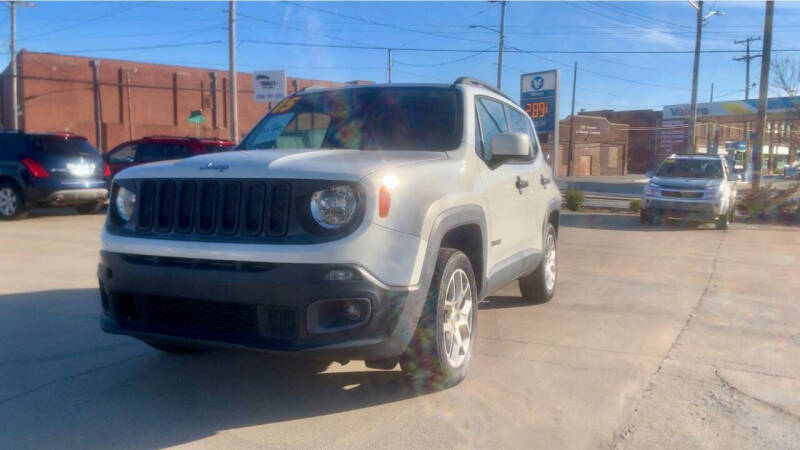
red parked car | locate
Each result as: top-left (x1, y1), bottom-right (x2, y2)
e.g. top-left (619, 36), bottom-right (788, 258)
top-left (104, 136), bottom-right (235, 181)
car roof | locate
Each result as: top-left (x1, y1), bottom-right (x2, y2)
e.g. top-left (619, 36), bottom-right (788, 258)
top-left (666, 154), bottom-right (723, 160)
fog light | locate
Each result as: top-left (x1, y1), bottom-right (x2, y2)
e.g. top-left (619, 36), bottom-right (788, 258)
top-left (344, 301), bottom-right (362, 321)
top-left (324, 268), bottom-right (355, 281)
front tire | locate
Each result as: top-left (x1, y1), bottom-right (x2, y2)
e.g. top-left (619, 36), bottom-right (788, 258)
top-left (519, 223), bottom-right (557, 303)
top-left (0, 182), bottom-right (28, 220)
top-left (400, 248), bottom-right (477, 389)
top-left (715, 210), bottom-right (729, 230)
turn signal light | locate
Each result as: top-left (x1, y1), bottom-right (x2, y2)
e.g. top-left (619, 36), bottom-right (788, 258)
top-left (379, 185), bottom-right (391, 218)
top-left (21, 157), bottom-right (49, 178)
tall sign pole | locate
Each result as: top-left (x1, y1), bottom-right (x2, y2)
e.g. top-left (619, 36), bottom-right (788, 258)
top-left (752, 0), bottom-right (774, 191)
top-left (521, 69), bottom-right (559, 178)
top-left (228, 0), bottom-right (239, 143)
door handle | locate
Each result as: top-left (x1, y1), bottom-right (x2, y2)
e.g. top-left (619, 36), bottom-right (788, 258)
top-left (515, 176), bottom-right (529, 190)
top-left (540, 175), bottom-right (551, 187)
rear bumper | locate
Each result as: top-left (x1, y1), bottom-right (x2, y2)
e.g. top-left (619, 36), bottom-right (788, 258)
top-left (27, 178), bottom-right (108, 205)
top-left (643, 196), bottom-right (721, 220)
top-left (97, 251), bottom-right (429, 360)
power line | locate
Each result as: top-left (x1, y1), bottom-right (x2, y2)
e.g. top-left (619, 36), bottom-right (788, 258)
top-left (48, 41), bottom-right (224, 55)
top-left (394, 46), bottom-right (495, 67)
top-left (242, 39), bottom-right (800, 54)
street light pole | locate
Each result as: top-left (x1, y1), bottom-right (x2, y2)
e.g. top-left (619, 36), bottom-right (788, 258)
top-left (496, 0), bottom-right (506, 89)
top-left (687, 0), bottom-right (703, 154)
top-left (752, 0), bottom-right (774, 191)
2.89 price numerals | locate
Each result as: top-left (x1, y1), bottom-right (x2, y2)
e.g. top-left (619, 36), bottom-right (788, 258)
top-left (525, 102), bottom-right (549, 119)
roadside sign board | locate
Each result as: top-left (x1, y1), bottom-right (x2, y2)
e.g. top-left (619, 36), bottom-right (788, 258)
top-left (663, 96), bottom-right (800, 119)
top-left (520, 70), bottom-right (559, 134)
top-left (253, 70), bottom-right (287, 103)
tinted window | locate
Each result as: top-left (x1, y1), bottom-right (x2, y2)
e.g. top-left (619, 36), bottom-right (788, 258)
top-left (656, 159), bottom-right (723, 179)
top-left (28, 136), bottom-right (99, 157)
top-left (163, 145), bottom-right (193, 159)
top-left (476, 98), bottom-right (507, 159)
top-left (133, 143), bottom-right (192, 162)
top-left (241, 87), bottom-right (462, 151)
top-left (108, 145), bottom-right (135, 163)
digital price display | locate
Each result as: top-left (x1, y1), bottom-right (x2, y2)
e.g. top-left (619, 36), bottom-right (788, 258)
top-left (520, 70), bottom-right (558, 134)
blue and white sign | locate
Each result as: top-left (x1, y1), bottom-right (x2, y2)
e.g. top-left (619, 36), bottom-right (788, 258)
top-left (663, 96), bottom-right (800, 119)
top-left (520, 70), bottom-right (559, 134)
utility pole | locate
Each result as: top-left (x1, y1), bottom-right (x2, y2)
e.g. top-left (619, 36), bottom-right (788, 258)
top-left (752, 0), bottom-right (774, 191)
top-left (228, 0), bottom-right (238, 143)
top-left (567, 61), bottom-right (577, 176)
top-left (710, 83), bottom-right (714, 102)
top-left (10, 0), bottom-right (17, 131)
top-left (496, 0), bottom-right (506, 89)
top-left (733, 36), bottom-right (760, 177)
top-left (387, 48), bottom-right (392, 84)
top-left (687, 0), bottom-right (704, 155)
top-left (733, 36), bottom-right (761, 100)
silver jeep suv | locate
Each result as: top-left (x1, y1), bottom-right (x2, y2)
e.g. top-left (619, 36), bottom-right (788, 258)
top-left (98, 77), bottom-right (561, 387)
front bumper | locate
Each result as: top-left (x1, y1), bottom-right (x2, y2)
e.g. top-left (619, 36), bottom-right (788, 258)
top-left (643, 196), bottom-right (722, 221)
top-left (97, 251), bottom-right (429, 360)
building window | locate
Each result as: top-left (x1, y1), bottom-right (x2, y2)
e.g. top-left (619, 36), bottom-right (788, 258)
top-left (608, 146), bottom-right (619, 168)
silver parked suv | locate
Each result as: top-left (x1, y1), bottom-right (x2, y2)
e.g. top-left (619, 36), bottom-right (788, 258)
top-left (641, 154), bottom-right (738, 229)
top-left (98, 78), bottom-right (562, 387)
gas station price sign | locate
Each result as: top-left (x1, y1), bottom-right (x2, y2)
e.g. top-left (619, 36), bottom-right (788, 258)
top-left (520, 70), bottom-right (559, 134)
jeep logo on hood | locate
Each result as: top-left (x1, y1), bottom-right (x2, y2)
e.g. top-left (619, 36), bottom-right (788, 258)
top-left (199, 162), bottom-right (229, 172)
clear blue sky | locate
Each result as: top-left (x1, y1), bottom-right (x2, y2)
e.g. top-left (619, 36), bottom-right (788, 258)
top-left (2, 1), bottom-right (799, 117)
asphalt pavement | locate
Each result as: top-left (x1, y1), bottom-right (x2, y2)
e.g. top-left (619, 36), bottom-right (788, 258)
top-left (1, 211), bottom-right (798, 449)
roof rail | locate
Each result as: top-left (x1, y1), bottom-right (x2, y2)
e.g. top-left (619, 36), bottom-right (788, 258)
top-left (452, 77), bottom-right (516, 104)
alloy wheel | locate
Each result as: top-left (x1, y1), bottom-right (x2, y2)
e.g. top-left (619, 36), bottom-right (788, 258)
top-left (544, 233), bottom-right (557, 292)
top-left (442, 268), bottom-right (473, 368)
top-left (0, 187), bottom-right (18, 217)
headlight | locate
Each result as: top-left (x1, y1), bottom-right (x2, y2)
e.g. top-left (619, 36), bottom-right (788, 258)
top-left (310, 185), bottom-right (357, 229)
top-left (705, 186), bottom-right (723, 199)
top-left (643, 184), bottom-right (659, 196)
top-left (115, 185), bottom-right (136, 222)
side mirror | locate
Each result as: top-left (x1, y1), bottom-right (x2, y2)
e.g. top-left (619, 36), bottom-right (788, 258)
top-left (489, 133), bottom-right (530, 164)
top-left (645, 170), bottom-right (655, 178)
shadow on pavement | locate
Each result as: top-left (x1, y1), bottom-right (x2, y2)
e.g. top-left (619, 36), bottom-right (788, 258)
top-left (0, 289), bottom-right (437, 448)
top-left (479, 295), bottom-right (531, 310)
top-left (560, 212), bottom-right (717, 232)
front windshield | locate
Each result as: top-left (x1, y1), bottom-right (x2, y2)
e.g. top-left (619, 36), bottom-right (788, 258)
top-left (240, 87), bottom-right (462, 151)
top-left (655, 159), bottom-right (723, 179)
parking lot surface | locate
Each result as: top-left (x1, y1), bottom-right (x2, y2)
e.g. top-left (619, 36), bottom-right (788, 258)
top-left (1, 211), bottom-right (799, 449)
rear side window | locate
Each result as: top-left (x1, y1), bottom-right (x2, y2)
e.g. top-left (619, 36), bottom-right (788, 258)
top-left (476, 98), bottom-right (508, 159)
top-left (134, 143), bottom-right (192, 162)
top-left (28, 136), bottom-right (99, 157)
top-left (108, 145), bottom-right (135, 163)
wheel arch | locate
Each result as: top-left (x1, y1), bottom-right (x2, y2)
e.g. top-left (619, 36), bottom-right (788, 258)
top-left (424, 205), bottom-right (487, 298)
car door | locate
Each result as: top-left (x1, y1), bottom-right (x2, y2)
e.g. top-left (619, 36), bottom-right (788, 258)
top-left (505, 104), bottom-right (545, 258)
top-left (475, 97), bottom-right (530, 280)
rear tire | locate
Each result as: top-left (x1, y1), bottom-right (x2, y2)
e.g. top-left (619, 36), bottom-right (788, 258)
top-left (715, 211), bottom-right (729, 230)
top-left (519, 223), bottom-right (557, 304)
top-left (0, 182), bottom-right (28, 220)
top-left (75, 201), bottom-right (104, 215)
top-left (400, 248), bottom-right (477, 389)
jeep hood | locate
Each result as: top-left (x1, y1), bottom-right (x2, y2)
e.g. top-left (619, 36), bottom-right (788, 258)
top-left (114, 148), bottom-right (447, 181)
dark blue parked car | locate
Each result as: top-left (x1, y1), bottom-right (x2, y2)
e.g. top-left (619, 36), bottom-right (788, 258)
top-left (0, 131), bottom-right (108, 220)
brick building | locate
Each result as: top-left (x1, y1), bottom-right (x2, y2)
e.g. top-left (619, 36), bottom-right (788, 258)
top-left (1, 51), bottom-right (371, 152)
top-left (542, 115), bottom-right (629, 176)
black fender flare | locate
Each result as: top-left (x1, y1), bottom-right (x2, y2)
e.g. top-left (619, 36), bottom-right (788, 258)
top-left (421, 204), bottom-right (488, 297)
